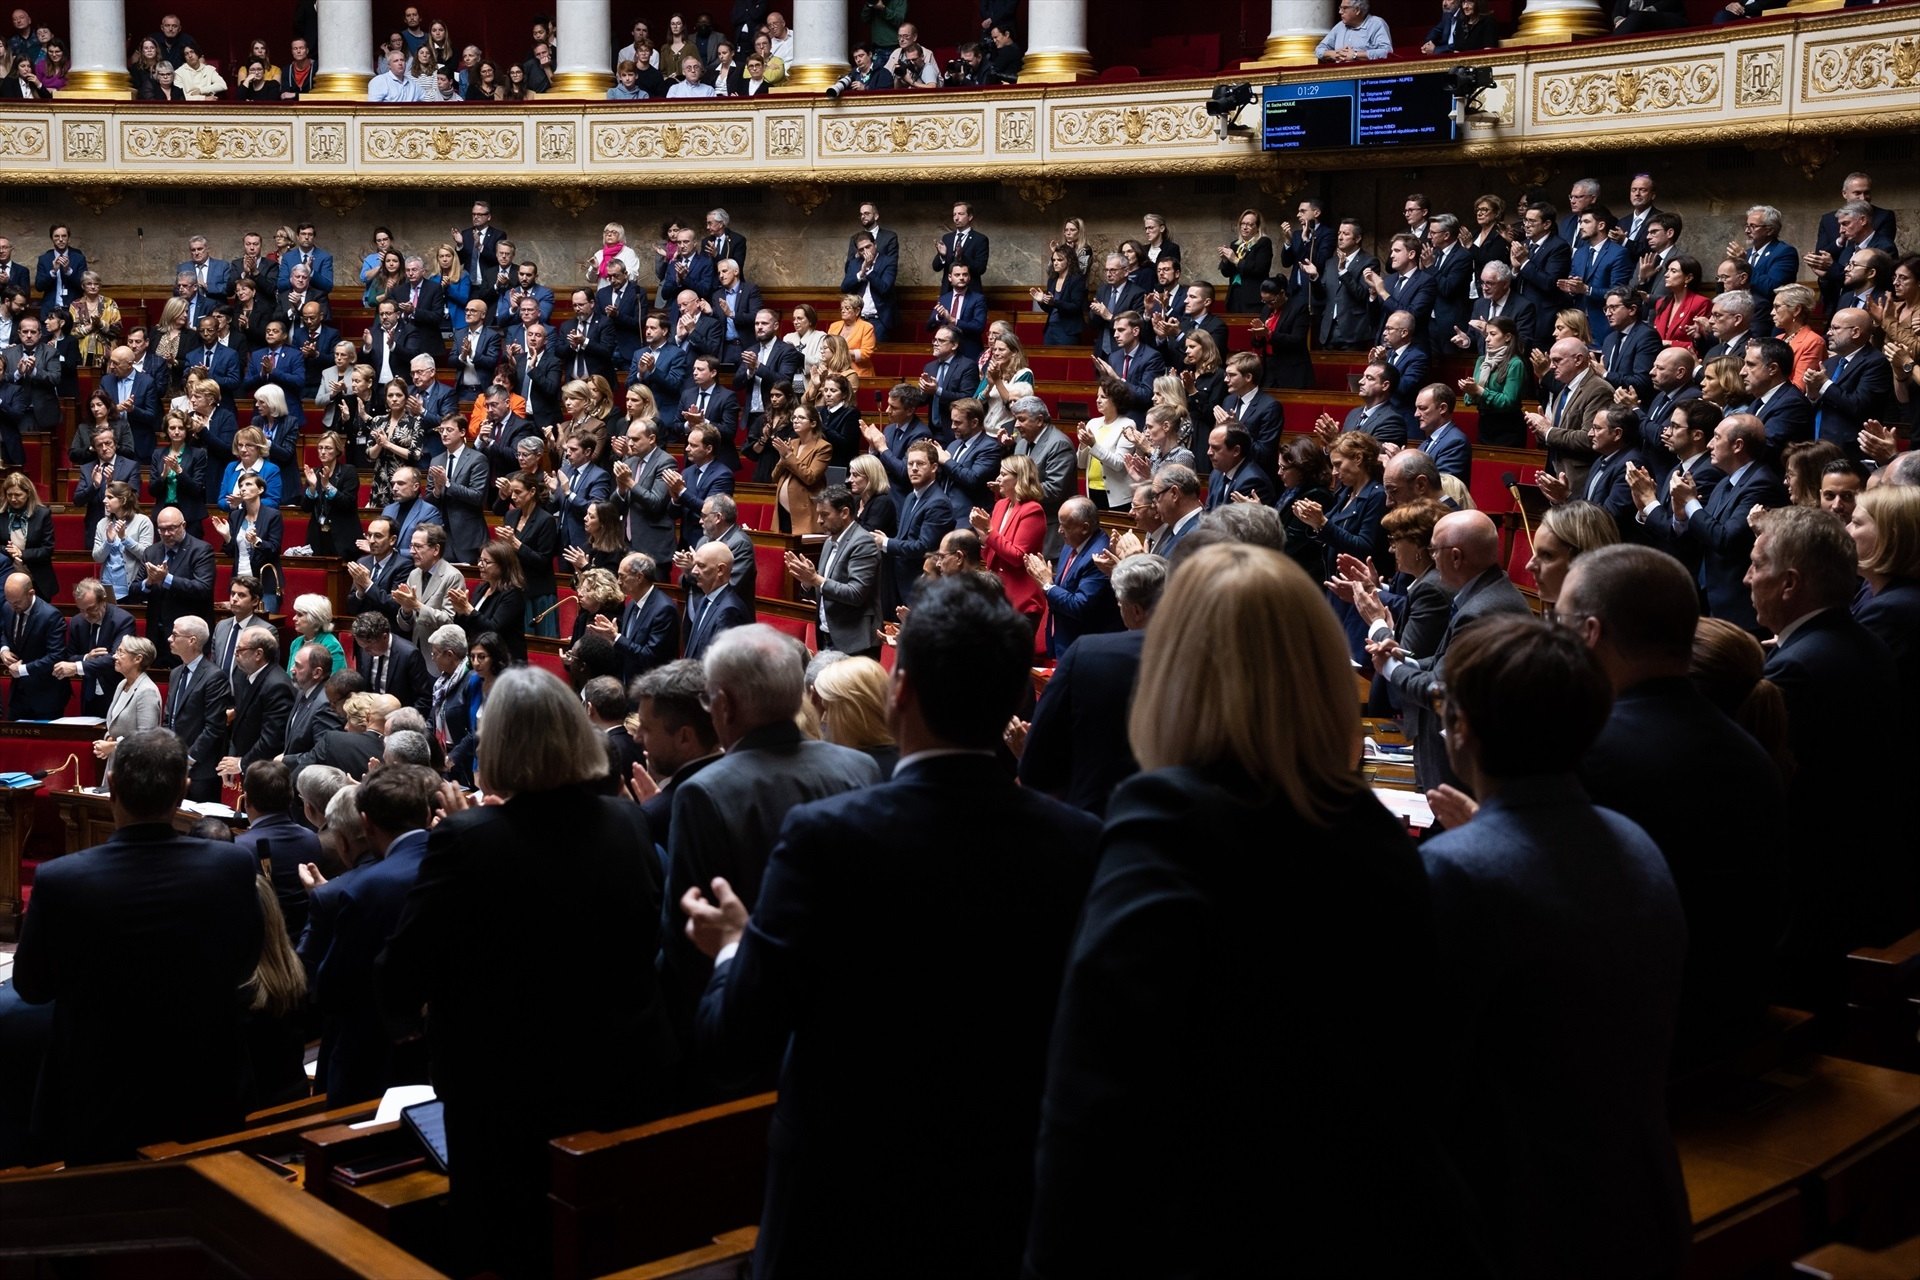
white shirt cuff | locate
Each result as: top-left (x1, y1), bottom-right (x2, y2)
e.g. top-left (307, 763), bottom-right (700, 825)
top-left (1367, 619), bottom-right (1394, 644)
top-left (715, 941), bottom-right (739, 966)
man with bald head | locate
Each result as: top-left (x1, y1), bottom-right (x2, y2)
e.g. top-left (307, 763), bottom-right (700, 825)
top-left (0, 570), bottom-right (69, 719)
top-left (1803, 307), bottom-right (1894, 462)
top-left (98, 344), bottom-right (161, 460)
top-left (130, 506), bottom-right (216, 665)
top-left (1671, 411), bottom-right (1786, 634)
top-left (1369, 509), bottom-right (1529, 791)
top-left (683, 541), bottom-right (748, 660)
top-left (1527, 338), bottom-right (1614, 495)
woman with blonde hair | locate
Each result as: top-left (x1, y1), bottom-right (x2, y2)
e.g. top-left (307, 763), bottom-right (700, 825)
top-left (1029, 542), bottom-right (1470, 1277)
top-left (1848, 484), bottom-right (1920, 719)
top-left (71, 272), bottom-right (122, 368)
top-left (978, 332), bottom-right (1035, 436)
top-left (1151, 373), bottom-right (1194, 453)
top-left (1770, 283), bottom-right (1825, 389)
top-left (1700, 355), bottom-right (1745, 409)
top-left (971, 453), bottom-right (1048, 645)
top-left (1526, 499), bottom-right (1619, 616)
top-left (219, 426), bottom-right (283, 511)
top-left (154, 296), bottom-right (190, 381)
top-left (315, 341), bottom-right (362, 429)
top-left (812, 655), bottom-right (897, 775)
top-left (828, 294), bottom-right (877, 383)
top-left (590, 221), bottom-right (641, 284)
top-left (557, 377), bottom-right (612, 464)
top-left (432, 243), bottom-right (470, 339)
top-left (0, 471), bottom-right (54, 602)
top-left (770, 402), bottom-right (832, 535)
top-left (805, 333), bottom-right (858, 406)
top-left (848, 452), bottom-right (897, 536)
top-left (566, 565), bottom-right (622, 645)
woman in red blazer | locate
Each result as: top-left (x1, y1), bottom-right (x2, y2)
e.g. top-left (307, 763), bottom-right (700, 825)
top-left (1650, 254), bottom-right (1712, 349)
top-left (971, 453), bottom-right (1048, 651)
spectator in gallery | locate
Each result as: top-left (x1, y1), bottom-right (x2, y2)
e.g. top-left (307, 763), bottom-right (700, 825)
top-left (1317, 0), bottom-right (1392, 62)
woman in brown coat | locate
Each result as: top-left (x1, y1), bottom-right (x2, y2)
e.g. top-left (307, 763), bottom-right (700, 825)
top-left (770, 402), bottom-right (833, 535)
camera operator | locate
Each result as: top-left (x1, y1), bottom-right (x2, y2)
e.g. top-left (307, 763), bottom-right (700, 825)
top-left (983, 23), bottom-right (1024, 85)
top-left (827, 44), bottom-right (893, 97)
top-left (945, 42), bottom-right (987, 87)
top-left (886, 22), bottom-right (940, 88)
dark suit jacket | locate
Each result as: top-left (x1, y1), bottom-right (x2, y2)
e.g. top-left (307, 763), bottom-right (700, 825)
top-left (13, 826), bottom-right (261, 1163)
top-left (1639, 451), bottom-right (1723, 574)
top-left (932, 229), bottom-right (990, 282)
top-left (1580, 676), bottom-right (1788, 1070)
top-left (357, 636), bottom-right (433, 715)
top-left (1342, 401), bottom-right (1408, 449)
top-left (698, 754), bottom-right (1095, 1275)
top-left (682, 583), bottom-right (750, 660)
top-left (1316, 253), bottom-right (1378, 349)
top-left (1386, 567), bottom-right (1531, 790)
top-left (375, 790), bottom-right (675, 1265)
top-left (229, 661), bottom-right (296, 768)
top-left (236, 810), bottom-right (322, 941)
top-left (1578, 447), bottom-right (1644, 540)
top-left (386, 277), bottom-right (447, 329)
top-left (674, 459), bottom-right (735, 547)
top-left (1207, 462), bottom-right (1277, 512)
top-left (1028, 766), bottom-right (1477, 1278)
top-left (1041, 271), bottom-right (1087, 346)
top-left (66, 605), bottom-right (137, 718)
top-left (613, 588), bottom-right (680, 683)
top-left (1421, 773), bottom-right (1689, 1279)
top-left (1855, 579), bottom-right (1920, 731)
top-left (1279, 224), bottom-right (1334, 298)
top-left (1, 341), bottom-right (61, 428)
top-left (1429, 244), bottom-right (1474, 340)
top-left (922, 355), bottom-right (976, 437)
top-left (1378, 269), bottom-right (1438, 348)
top-left (661, 722), bottom-right (881, 1042)
top-left (513, 348), bottom-right (563, 426)
top-left (884, 484), bottom-right (955, 611)
top-left (839, 256), bottom-right (898, 338)
top-left (1764, 608), bottom-right (1904, 1007)
top-left (1750, 382), bottom-right (1814, 460)
top-left (1467, 294), bottom-right (1544, 360)
top-left (1086, 280), bottom-right (1145, 358)
top-left (345, 551), bottom-right (413, 624)
top-left (2, 596), bottom-right (69, 720)
top-left (941, 430), bottom-right (1003, 513)
top-left (165, 657), bottom-right (231, 783)
top-left (634, 341), bottom-right (691, 412)
top-left (1513, 235), bottom-right (1574, 313)
top-left (732, 338), bottom-right (803, 417)
top-left (1019, 627), bottom-right (1143, 814)
top-left (929, 289), bottom-right (988, 359)
top-left (130, 534), bottom-right (217, 647)
top-left (1420, 423), bottom-right (1472, 486)
top-left (1222, 389), bottom-right (1284, 475)
top-left (1812, 348), bottom-right (1894, 458)
top-left (1679, 462), bottom-right (1785, 634)
top-left (283, 684), bottom-right (342, 758)
top-left (1601, 324), bottom-right (1662, 403)
top-left (364, 321), bottom-right (438, 381)
top-left (677, 384), bottom-right (742, 470)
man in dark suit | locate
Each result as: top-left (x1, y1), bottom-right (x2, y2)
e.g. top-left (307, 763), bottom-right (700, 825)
top-left (677, 357), bottom-right (741, 472)
top-left (656, 228), bottom-right (718, 307)
top-left (928, 264), bottom-right (987, 362)
top-left (919, 326), bottom-right (974, 440)
top-left (1599, 289), bottom-right (1661, 403)
top-left (300, 764), bottom-right (437, 1106)
top-left (1324, 362), bottom-right (1408, 449)
top-left (612, 421), bottom-right (680, 570)
top-left (130, 509), bottom-right (216, 662)
top-left (1202, 427), bottom-right (1276, 512)
top-left (668, 426), bottom-right (736, 549)
top-left (633, 312), bottom-right (691, 412)
top-left (1527, 340), bottom-right (1614, 495)
top-left (1018, 554), bottom-right (1162, 814)
top-left (1632, 347), bottom-right (1704, 474)
top-left (1805, 307), bottom-right (1894, 460)
top-left (628, 660), bottom-right (722, 858)
top-left (1672, 412), bottom-right (1786, 634)
top-left (275, 263), bottom-right (330, 331)
top-left (291, 302), bottom-right (341, 399)
top-left (450, 303), bottom-right (501, 406)
top-left (1733, 207), bottom-right (1798, 336)
top-left (1453, 261), bottom-right (1543, 360)
top-left (930, 201), bottom-right (989, 282)
top-left (0, 571), bottom-right (68, 720)
top-left (1814, 174), bottom-right (1896, 268)
top-left (1511, 202), bottom-right (1574, 315)
top-left (343, 516), bottom-right (413, 625)
top-left (0, 313), bottom-right (60, 460)
top-left (1737, 337), bottom-right (1813, 462)
top-left (427, 418), bottom-right (491, 564)
top-left (350, 612), bottom-right (433, 716)
top-left (861, 387), bottom-right (934, 494)
top-left (1098, 313), bottom-right (1168, 407)
top-left (219, 629), bottom-right (296, 779)
top-left (847, 202), bottom-right (901, 273)
top-left (233, 760), bottom-right (323, 939)
top-left (12, 730), bottom-right (261, 1165)
top-left (511, 323), bottom-right (563, 428)
top-left (877, 440), bottom-right (957, 611)
top-left (1561, 405), bottom-right (1643, 539)
top-left (1313, 220), bottom-right (1378, 351)
top-left (841, 233), bottom-right (897, 338)
top-left (282, 642), bottom-right (342, 758)
top-left (594, 259), bottom-right (645, 372)
top-left (938, 400), bottom-right (1002, 513)
top-left (682, 542), bottom-right (752, 662)
top-left (1279, 200), bottom-right (1337, 298)
top-left (1421, 613), bottom-right (1690, 1280)
top-left (1629, 396), bottom-right (1723, 577)
top-left (1366, 237), bottom-right (1437, 351)
top-left (362, 300), bottom-right (437, 387)
top-left (1371, 511), bottom-right (1531, 791)
top-left (162, 615), bottom-right (232, 801)
top-left (242, 318), bottom-right (306, 413)
top-left (1410, 385), bottom-right (1472, 486)
top-left (1086, 254), bottom-right (1145, 360)
top-left (682, 580), bottom-right (1096, 1274)
top-left (54, 579), bottom-right (136, 718)
top-left (556, 288), bottom-right (618, 385)
top-left (733, 308), bottom-right (803, 438)
top-left (387, 255), bottom-right (446, 331)
top-left (702, 210), bottom-right (747, 275)
top-left (594, 553), bottom-right (680, 683)
top-left (178, 237), bottom-right (233, 300)
top-left (1034, 497), bottom-right (1120, 656)
top-left (1426, 217), bottom-right (1475, 342)
top-left (32, 226), bottom-right (85, 312)
top-left (1750, 506), bottom-right (1904, 1010)
top-left (178, 315), bottom-right (241, 408)
top-left (471, 388), bottom-right (536, 491)
top-left (1557, 545), bottom-right (1788, 1069)
top-left (786, 487), bottom-right (881, 659)
top-left (1370, 311), bottom-right (1429, 413)
top-left (452, 201), bottom-right (507, 280)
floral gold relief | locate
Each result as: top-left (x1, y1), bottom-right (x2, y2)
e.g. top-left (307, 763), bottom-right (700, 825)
top-left (820, 113), bottom-right (983, 156)
top-left (1051, 104), bottom-right (1210, 149)
top-left (61, 120), bottom-right (105, 162)
top-left (362, 125), bottom-right (521, 163)
top-left (1537, 60), bottom-right (1720, 117)
top-left (1805, 36), bottom-right (1920, 98)
top-left (305, 123), bottom-right (347, 164)
top-left (123, 123), bottom-right (290, 162)
top-left (592, 121), bottom-right (750, 162)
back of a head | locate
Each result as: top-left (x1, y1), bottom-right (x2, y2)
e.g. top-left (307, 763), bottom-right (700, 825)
top-left (1884, 451), bottom-right (1920, 488)
top-left (581, 674), bottom-right (629, 723)
top-left (1443, 614), bottom-right (1611, 779)
top-left (355, 763), bottom-right (440, 836)
top-left (383, 729), bottom-right (434, 767)
top-left (704, 623), bottom-right (806, 732)
top-left (109, 729), bottom-right (190, 820)
top-left (476, 665), bottom-right (613, 795)
top-left (1690, 617), bottom-right (1793, 778)
top-left (1187, 503), bottom-right (1287, 558)
top-left (1435, 509), bottom-right (1500, 575)
top-left (1130, 544), bottom-right (1361, 822)
top-left (1560, 544), bottom-right (1698, 667)
top-left (1110, 554), bottom-right (1168, 614)
top-left (897, 575), bottom-right (1033, 750)
top-left (1762, 505), bottom-right (1858, 612)
top-left (296, 764), bottom-right (351, 817)
top-left (243, 760), bottom-right (293, 814)
top-left (812, 656), bottom-right (894, 751)
top-left (629, 659), bottom-right (717, 749)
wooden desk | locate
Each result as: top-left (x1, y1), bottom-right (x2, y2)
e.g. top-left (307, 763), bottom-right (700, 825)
top-left (0, 721), bottom-right (104, 936)
top-left (0, 784), bottom-right (40, 941)
top-left (53, 789), bottom-right (243, 858)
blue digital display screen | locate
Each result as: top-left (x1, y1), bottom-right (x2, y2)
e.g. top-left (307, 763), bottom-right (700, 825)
top-left (1261, 73), bottom-right (1460, 150)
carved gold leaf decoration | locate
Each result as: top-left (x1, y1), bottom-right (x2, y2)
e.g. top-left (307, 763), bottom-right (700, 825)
top-left (1808, 37), bottom-right (1920, 96)
top-left (820, 114), bottom-right (982, 156)
top-left (305, 123), bottom-right (346, 164)
top-left (550, 189), bottom-right (595, 219)
top-left (1014, 179), bottom-right (1066, 211)
top-left (312, 188), bottom-right (366, 218)
top-left (997, 109), bottom-right (1037, 153)
top-left (363, 125), bottom-right (521, 163)
top-left (778, 183), bottom-right (833, 216)
top-left (62, 121), bottom-right (105, 163)
top-left (1537, 61), bottom-right (1718, 117)
top-left (1051, 103), bottom-right (1210, 149)
top-left (123, 123), bottom-right (289, 161)
top-left (592, 122), bottom-right (749, 162)
top-left (68, 184), bottom-right (122, 216)
top-left (0, 122), bottom-right (45, 158)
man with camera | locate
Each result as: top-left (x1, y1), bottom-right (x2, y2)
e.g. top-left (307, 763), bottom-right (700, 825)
top-left (886, 22), bottom-right (941, 87)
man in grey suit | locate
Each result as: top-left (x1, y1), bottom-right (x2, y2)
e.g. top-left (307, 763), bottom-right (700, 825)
top-left (674, 493), bottom-right (757, 620)
top-left (1421, 613), bottom-right (1689, 1279)
top-left (426, 418), bottom-right (491, 565)
top-left (613, 418), bottom-right (679, 577)
top-left (1526, 338), bottom-right (1614, 496)
top-left (785, 486), bottom-right (880, 659)
top-left (1368, 510), bottom-right (1530, 792)
top-left (660, 623), bottom-right (881, 1046)
top-left (390, 524), bottom-right (463, 648)
top-left (1004, 396), bottom-right (1075, 557)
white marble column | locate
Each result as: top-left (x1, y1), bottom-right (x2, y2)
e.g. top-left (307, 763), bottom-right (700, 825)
top-left (1504, 0), bottom-right (1606, 44)
top-left (550, 0), bottom-right (613, 96)
top-left (1246, 0), bottom-right (1336, 67)
top-left (310, 0), bottom-right (374, 99)
top-left (63, 0), bottom-right (129, 98)
top-left (1019, 0), bottom-right (1092, 83)
top-left (776, 0), bottom-right (848, 94)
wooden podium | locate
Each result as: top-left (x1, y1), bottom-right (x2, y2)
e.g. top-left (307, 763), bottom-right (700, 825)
top-left (0, 720), bottom-right (104, 940)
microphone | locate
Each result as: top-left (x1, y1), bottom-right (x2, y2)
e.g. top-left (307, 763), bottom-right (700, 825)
top-left (1502, 471), bottom-right (1534, 545)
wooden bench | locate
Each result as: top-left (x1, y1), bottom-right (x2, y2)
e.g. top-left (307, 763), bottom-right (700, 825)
top-left (1797, 1233), bottom-right (1920, 1278)
top-left (1841, 928), bottom-right (1920, 1074)
top-left (138, 1096), bottom-right (378, 1168)
top-left (548, 1092), bottom-right (775, 1280)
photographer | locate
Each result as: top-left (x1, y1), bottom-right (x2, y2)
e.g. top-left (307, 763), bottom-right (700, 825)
top-left (886, 22), bottom-right (940, 88)
top-left (945, 43), bottom-right (987, 87)
top-left (983, 23), bottom-right (1023, 85)
top-left (831, 44), bottom-right (893, 95)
